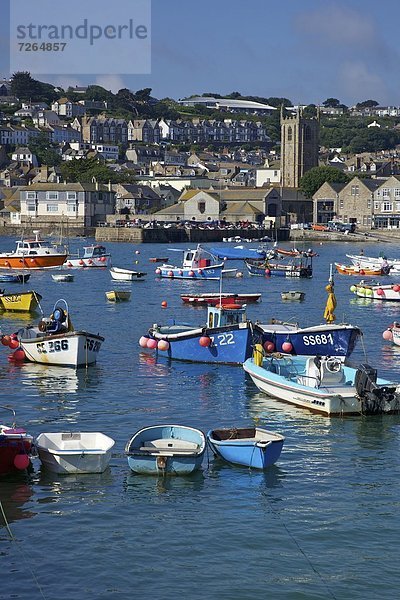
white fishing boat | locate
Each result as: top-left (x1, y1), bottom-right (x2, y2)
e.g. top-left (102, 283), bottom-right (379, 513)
top-left (65, 244), bottom-right (111, 268)
top-left (350, 281), bottom-right (400, 301)
top-left (4, 299), bottom-right (104, 367)
top-left (36, 432), bottom-right (115, 474)
top-left (110, 267), bottom-right (146, 281)
top-left (243, 352), bottom-right (400, 416)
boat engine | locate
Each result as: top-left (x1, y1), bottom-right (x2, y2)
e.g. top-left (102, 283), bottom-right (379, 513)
top-left (354, 363), bottom-right (399, 414)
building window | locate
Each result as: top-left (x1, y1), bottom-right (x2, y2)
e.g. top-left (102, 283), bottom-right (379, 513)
top-left (351, 185), bottom-right (359, 196)
top-left (395, 189), bottom-right (400, 198)
top-left (46, 204), bottom-right (58, 212)
top-left (396, 202), bottom-right (400, 212)
top-left (26, 191), bottom-right (37, 200)
top-left (374, 201), bottom-right (380, 210)
top-left (382, 188), bottom-right (389, 197)
top-left (67, 202), bottom-right (77, 213)
top-left (287, 126), bottom-right (292, 141)
top-left (46, 192), bottom-right (58, 200)
top-left (304, 125), bottom-right (311, 140)
top-left (27, 202), bottom-right (36, 212)
top-left (67, 192), bottom-right (77, 200)
top-left (340, 199), bottom-right (344, 209)
top-left (367, 198), bottom-right (371, 208)
top-left (198, 201), bottom-right (206, 214)
top-left (383, 201), bottom-right (392, 212)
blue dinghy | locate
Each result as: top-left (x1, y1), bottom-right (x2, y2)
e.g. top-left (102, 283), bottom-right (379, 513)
top-left (0, 272), bottom-right (31, 284)
top-left (207, 426), bottom-right (285, 469)
top-left (141, 303), bottom-right (255, 364)
top-left (125, 425), bottom-right (206, 475)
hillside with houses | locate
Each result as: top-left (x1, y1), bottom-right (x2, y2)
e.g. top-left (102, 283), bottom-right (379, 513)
top-left (2, 73), bottom-right (400, 235)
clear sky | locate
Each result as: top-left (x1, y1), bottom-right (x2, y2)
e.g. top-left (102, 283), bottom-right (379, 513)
top-left (1, 0), bottom-right (400, 106)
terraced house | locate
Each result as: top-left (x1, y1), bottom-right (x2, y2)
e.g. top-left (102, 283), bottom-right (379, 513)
top-left (10, 182), bottom-right (115, 229)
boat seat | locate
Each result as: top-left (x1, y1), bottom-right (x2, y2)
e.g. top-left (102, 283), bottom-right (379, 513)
top-left (297, 357), bottom-right (321, 388)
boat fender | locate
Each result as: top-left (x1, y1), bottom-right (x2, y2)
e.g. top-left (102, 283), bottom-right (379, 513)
top-left (253, 344), bottom-right (264, 367)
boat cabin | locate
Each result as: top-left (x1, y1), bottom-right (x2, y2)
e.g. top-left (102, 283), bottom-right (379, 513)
top-left (182, 245), bottom-right (212, 269)
top-left (82, 245), bottom-right (109, 259)
top-left (207, 304), bottom-right (247, 328)
top-left (14, 237), bottom-right (54, 256)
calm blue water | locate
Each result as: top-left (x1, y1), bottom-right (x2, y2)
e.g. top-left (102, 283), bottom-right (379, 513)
top-left (2, 236), bottom-right (400, 600)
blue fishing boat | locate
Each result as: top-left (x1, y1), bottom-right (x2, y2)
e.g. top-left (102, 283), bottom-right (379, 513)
top-left (155, 245), bottom-right (236, 280)
top-left (207, 426), bottom-right (285, 469)
top-left (125, 424), bottom-right (206, 475)
top-left (245, 256), bottom-right (313, 278)
top-left (0, 272), bottom-right (31, 284)
top-left (209, 245), bottom-right (271, 260)
top-left (140, 303), bottom-right (255, 364)
top-left (255, 320), bottom-right (361, 358)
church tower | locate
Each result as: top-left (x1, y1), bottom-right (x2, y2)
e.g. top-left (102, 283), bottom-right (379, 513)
top-left (280, 108), bottom-right (319, 188)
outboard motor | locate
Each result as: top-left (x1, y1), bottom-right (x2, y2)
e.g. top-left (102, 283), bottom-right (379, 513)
top-left (355, 363), bottom-right (399, 414)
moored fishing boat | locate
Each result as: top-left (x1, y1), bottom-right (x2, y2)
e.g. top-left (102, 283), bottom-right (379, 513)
top-left (180, 292), bottom-right (261, 305)
top-left (155, 245), bottom-right (236, 280)
top-left (335, 262), bottom-right (383, 276)
top-left (257, 266), bottom-right (360, 358)
top-left (0, 290), bottom-right (42, 312)
top-left (125, 424), bottom-right (206, 475)
top-left (0, 406), bottom-right (33, 475)
top-left (0, 231), bottom-right (67, 270)
top-left (350, 281), bottom-right (400, 300)
top-left (64, 244), bottom-right (111, 268)
top-left (245, 256), bottom-right (313, 278)
top-left (347, 253), bottom-right (400, 271)
top-left (140, 303), bottom-right (255, 364)
top-left (243, 353), bottom-right (400, 415)
top-left (207, 426), bottom-right (285, 469)
top-left (1, 299), bottom-right (104, 367)
top-left (36, 431), bottom-right (115, 474)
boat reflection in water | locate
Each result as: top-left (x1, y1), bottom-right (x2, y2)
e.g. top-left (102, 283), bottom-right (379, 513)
top-left (19, 363), bottom-right (98, 396)
top-left (124, 469), bottom-right (205, 496)
top-left (0, 482), bottom-right (37, 526)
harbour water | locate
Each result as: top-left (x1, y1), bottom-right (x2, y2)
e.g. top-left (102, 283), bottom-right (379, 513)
top-left (2, 237), bottom-right (400, 600)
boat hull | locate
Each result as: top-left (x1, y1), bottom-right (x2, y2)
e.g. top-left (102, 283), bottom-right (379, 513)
top-left (0, 431), bottom-right (32, 475)
top-left (65, 256), bottom-right (111, 268)
top-left (0, 255), bottom-right (67, 270)
top-left (156, 263), bottom-right (230, 280)
top-left (110, 268), bottom-right (146, 281)
top-left (335, 263), bottom-right (381, 276)
top-left (125, 425), bottom-right (206, 475)
top-left (0, 291), bottom-right (42, 312)
top-left (256, 323), bottom-right (360, 358)
top-left (20, 331), bottom-right (104, 367)
top-left (181, 293), bottom-right (261, 305)
top-left (36, 432), bottom-right (115, 474)
top-left (243, 357), bottom-right (400, 416)
top-left (207, 427), bottom-right (284, 469)
top-left (148, 322), bottom-right (254, 364)
top-left (246, 261), bottom-right (312, 278)
top-left (352, 283), bottom-right (400, 301)
top-left (105, 290), bottom-right (131, 302)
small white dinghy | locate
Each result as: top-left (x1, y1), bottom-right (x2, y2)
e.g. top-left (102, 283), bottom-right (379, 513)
top-left (36, 432), bottom-right (115, 474)
top-left (110, 267), bottom-right (146, 281)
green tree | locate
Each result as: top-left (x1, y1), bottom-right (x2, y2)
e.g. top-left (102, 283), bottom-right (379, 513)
top-left (11, 71), bottom-right (59, 103)
top-left (356, 99), bottom-right (379, 109)
top-left (322, 98), bottom-right (341, 107)
top-left (29, 133), bottom-right (61, 167)
top-left (300, 166), bottom-right (349, 198)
